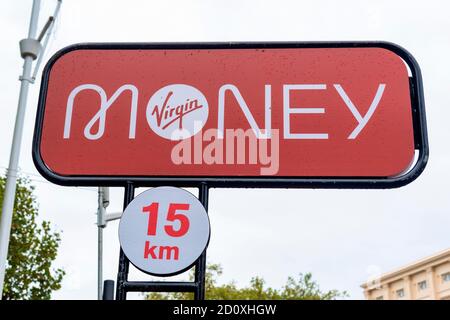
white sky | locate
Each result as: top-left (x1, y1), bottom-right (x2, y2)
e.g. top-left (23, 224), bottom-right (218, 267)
top-left (1, 0), bottom-right (450, 300)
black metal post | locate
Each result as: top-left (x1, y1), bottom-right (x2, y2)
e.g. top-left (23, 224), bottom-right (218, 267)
top-left (102, 280), bottom-right (115, 300)
top-left (194, 182), bottom-right (209, 300)
top-left (115, 182), bottom-right (135, 300)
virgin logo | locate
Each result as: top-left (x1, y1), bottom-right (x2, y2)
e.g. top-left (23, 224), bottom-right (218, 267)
top-left (146, 84), bottom-right (209, 140)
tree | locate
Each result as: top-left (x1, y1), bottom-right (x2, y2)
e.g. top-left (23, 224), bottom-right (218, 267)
top-left (0, 175), bottom-right (65, 300)
top-left (146, 264), bottom-right (348, 300)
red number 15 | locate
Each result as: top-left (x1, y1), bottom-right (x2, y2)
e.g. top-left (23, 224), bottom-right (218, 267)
top-left (142, 202), bottom-right (190, 237)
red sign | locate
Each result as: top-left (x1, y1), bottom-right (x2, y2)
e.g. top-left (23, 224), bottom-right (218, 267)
top-left (33, 43), bottom-right (427, 187)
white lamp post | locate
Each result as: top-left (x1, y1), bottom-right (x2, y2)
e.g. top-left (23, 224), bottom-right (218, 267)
top-left (0, 0), bottom-right (62, 297)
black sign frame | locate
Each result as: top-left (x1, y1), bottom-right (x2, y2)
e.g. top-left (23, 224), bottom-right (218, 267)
top-left (32, 41), bottom-right (428, 189)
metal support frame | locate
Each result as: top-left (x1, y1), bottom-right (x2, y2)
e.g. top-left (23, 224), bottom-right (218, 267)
top-left (116, 182), bottom-right (209, 300)
top-left (194, 183), bottom-right (208, 300)
top-left (115, 182), bottom-right (134, 300)
top-left (114, 182), bottom-right (209, 300)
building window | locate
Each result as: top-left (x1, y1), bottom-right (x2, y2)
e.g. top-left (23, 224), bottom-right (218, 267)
top-left (442, 272), bottom-right (450, 283)
top-left (418, 280), bottom-right (427, 290)
top-left (396, 289), bottom-right (405, 298)
top-left (375, 296), bottom-right (384, 300)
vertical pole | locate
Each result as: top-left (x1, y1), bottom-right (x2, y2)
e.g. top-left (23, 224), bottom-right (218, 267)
top-left (97, 227), bottom-right (103, 300)
top-left (115, 182), bottom-right (135, 300)
top-left (102, 280), bottom-right (115, 300)
top-left (194, 182), bottom-right (209, 300)
top-left (0, 0), bottom-right (41, 297)
top-left (97, 187), bottom-right (105, 300)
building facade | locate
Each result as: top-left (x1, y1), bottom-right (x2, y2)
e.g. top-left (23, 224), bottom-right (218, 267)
top-left (362, 248), bottom-right (450, 300)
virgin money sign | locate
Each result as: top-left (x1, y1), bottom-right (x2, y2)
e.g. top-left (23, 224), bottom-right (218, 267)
top-left (33, 42), bottom-right (428, 188)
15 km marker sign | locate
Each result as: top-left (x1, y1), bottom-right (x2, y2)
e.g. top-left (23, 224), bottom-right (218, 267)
top-left (118, 187), bottom-right (210, 276)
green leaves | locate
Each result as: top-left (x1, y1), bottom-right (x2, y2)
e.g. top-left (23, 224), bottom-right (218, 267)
top-left (0, 175), bottom-right (65, 300)
top-left (146, 263), bottom-right (348, 300)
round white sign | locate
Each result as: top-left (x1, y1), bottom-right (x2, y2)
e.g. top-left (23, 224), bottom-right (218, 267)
top-left (118, 186), bottom-right (210, 276)
top-left (146, 84), bottom-right (209, 140)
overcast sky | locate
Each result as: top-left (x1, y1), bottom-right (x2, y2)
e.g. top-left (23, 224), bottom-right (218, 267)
top-left (1, 0), bottom-right (450, 300)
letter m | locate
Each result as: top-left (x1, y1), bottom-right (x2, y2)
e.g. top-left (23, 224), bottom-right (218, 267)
top-left (158, 246), bottom-right (179, 260)
top-left (63, 84), bottom-right (139, 140)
